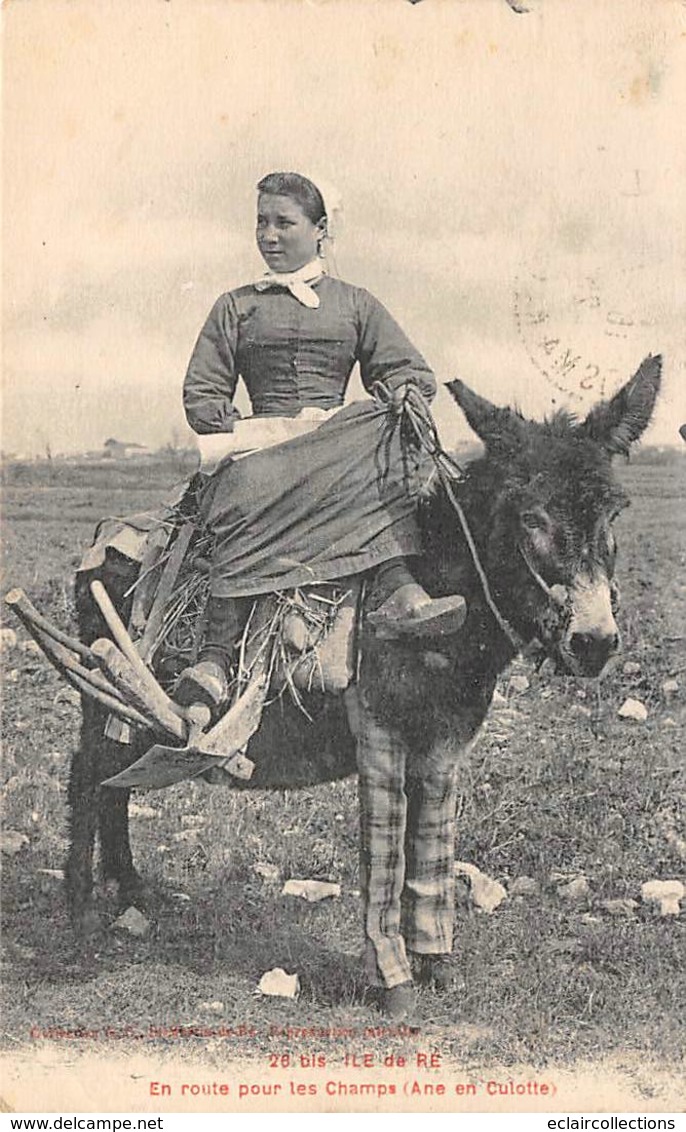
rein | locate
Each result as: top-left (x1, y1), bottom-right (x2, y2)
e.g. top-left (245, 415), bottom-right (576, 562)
top-left (441, 474), bottom-right (524, 652)
top-left (384, 389), bottom-right (561, 656)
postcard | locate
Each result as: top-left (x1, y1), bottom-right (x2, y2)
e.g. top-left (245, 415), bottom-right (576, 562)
top-left (2, 0), bottom-right (684, 1116)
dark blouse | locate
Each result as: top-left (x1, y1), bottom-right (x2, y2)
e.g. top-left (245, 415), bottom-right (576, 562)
top-left (183, 275), bottom-right (436, 434)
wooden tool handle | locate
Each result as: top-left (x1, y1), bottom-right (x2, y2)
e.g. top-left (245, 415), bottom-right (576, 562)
top-left (90, 579), bottom-right (186, 719)
top-left (5, 588), bottom-right (96, 663)
top-left (91, 638), bottom-right (185, 740)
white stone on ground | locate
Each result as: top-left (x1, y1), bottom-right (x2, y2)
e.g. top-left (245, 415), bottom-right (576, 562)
top-left (557, 876), bottom-right (591, 902)
top-left (113, 906), bottom-right (151, 937)
top-left (618, 698), bottom-right (648, 722)
top-left (281, 879), bottom-right (341, 902)
top-left (641, 879), bottom-right (684, 917)
top-left (1, 831), bottom-right (29, 855)
top-left (509, 876), bottom-right (539, 897)
top-left (601, 898), bottom-right (639, 917)
top-left (254, 862), bottom-right (281, 882)
top-left (199, 1001), bottom-right (225, 1014)
top-left (256, 968), bottom-right (299, 998)
top-left (454, 862), bottom-right (507, 913)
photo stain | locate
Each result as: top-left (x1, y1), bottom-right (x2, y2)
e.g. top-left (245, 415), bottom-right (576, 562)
top-left (624, 61), bottom-right (663, 106)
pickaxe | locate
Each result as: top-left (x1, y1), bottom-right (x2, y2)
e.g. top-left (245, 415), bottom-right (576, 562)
top-left (5, 582), bottom-right (268, 789)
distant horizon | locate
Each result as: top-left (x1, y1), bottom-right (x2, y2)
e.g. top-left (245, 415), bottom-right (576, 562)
top-left (2, 429), bottom-right (682, 464)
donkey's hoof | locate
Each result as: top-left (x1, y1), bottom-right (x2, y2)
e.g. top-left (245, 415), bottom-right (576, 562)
top-left (101, 869), bottom-right (145, 911)
top-left (379, 981), bottom-right (418, 1021)
top-left (411, 953), bottom-right (460, 993)
top-left (73, 907), bottom-right (103, 937)
top-left (117, 874), bottom-right (145, 910)
top-left (103, 878), bottom-right (121, 903)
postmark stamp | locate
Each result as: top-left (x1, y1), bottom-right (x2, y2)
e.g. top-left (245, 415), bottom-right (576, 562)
top-left (513, 263), bottom-right (658, 409)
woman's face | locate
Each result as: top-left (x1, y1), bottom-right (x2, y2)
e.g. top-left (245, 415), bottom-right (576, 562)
top-left (256, 193), bottom-right (325, 273)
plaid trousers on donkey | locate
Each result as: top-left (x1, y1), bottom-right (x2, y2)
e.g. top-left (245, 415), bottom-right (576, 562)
top-left (354, 698), bottom-right (459, 989)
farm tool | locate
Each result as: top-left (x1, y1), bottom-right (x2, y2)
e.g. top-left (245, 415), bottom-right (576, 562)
top-left (4, 583), bottom-right (264, 789)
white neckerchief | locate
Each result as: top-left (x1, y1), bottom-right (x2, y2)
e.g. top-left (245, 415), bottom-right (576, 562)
top-left (253, 258), bottom-right (326, 309)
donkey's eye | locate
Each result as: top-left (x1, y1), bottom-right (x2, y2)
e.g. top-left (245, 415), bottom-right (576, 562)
top-left (594, 521), bottom-right (617, 568)
top-left (520, 508), bottom-right (549, 532)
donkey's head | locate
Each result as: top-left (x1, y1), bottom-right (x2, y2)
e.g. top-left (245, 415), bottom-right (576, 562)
top-left (447, 355), bottom-right (661, 676)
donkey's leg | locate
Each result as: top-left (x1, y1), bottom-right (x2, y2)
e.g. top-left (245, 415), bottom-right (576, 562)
top-left (99, 783), bottom-right (142, 909)
top-left (69, 558), bottom-right (143, 930)
top-left (355, 703), bottom-right (413, 996)
top-left (403, 742), bottom-right (459, 986)
top-left (66, 699), bottom-right (104, 935)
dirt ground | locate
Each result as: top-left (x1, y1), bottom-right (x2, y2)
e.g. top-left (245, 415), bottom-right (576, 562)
top-left (1, 453), bottom-right (684, 1112)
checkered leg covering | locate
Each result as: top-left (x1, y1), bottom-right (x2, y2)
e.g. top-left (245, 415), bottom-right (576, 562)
top-left (356, 705), bottom-right (459, 988)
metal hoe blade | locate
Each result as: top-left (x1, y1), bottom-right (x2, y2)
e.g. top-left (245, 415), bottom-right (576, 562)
top-left (102, 651), bottom-right (272, 788)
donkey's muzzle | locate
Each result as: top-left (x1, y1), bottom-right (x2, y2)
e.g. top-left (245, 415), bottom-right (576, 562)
top-left (568, 629), bottom-right (620, 676)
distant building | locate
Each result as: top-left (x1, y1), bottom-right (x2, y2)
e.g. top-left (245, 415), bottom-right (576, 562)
top-left (103, 438), bottom-right (152, 460)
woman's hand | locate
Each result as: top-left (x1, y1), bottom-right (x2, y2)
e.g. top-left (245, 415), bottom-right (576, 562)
top-left (388, 381), bottom-right (429, 417)
top-left (389, 382), bottom-right (413, 413)
top-left (372, 379), bottom-right (416, 415)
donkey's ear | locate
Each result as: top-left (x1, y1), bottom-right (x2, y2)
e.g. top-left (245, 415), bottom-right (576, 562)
top-left (446, 378), bottom-right (528, 451)
top-left (580, 354), bottom-right (662, 456)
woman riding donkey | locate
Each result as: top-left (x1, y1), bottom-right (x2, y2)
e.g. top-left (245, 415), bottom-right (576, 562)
top-left (177, 171), bottom-right (467, 709)
top-left (173, 171), bottom-right (470, 1017)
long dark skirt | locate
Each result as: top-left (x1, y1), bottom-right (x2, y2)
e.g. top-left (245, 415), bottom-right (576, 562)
top-left (199, 400), bottom-right (432, 598)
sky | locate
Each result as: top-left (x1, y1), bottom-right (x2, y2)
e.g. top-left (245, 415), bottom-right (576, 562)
top-left (3, 0), bottom-right (685, 456)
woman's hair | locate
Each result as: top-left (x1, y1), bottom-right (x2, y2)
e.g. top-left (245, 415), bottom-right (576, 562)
top-left (256, 172), bottom-right (326, 225)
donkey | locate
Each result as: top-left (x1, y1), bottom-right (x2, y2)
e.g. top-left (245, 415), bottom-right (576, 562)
top-left (67, 356), bottom-right (660, 1018)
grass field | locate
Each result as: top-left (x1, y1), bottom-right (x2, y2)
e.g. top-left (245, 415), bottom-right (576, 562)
top-left (1, 453), bottom-right (684, 1107)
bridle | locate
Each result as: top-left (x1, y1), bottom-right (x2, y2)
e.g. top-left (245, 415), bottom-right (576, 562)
top-left (517, 543), bottom-right (569, 609)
